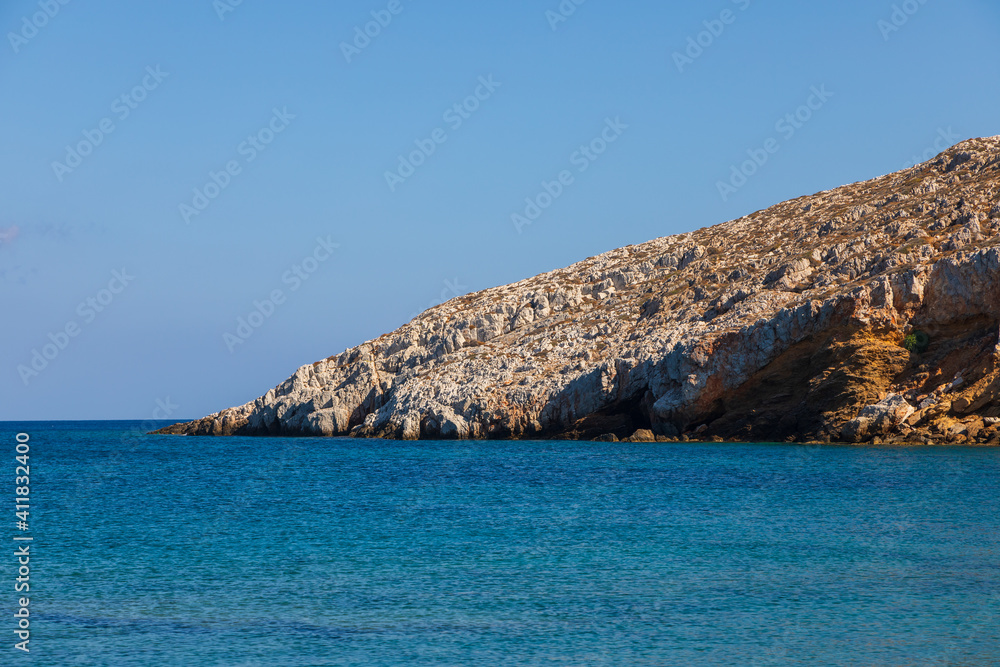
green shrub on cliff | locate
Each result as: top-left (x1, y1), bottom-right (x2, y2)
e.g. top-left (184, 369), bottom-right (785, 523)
top-left (902, 331), bottom-right (930, 354)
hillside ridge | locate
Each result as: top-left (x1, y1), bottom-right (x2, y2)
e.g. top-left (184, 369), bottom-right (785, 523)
top-left (158, 137), bottom-right (1000, 445)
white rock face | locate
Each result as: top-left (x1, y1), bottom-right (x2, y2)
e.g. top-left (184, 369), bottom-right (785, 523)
top-left (159, 137), bottom-right (1000, 443)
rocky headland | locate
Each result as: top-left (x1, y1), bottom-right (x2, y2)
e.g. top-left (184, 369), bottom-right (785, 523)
top-left (158, 137), bottom-right (1000, 445)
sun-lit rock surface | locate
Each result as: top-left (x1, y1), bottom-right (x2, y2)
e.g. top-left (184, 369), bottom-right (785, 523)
top-left (158, 137), bottom-right (1000, 444)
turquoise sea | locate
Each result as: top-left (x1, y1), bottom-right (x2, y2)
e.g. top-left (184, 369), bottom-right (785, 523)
top-left (3, 421), bottom-right (999, 666)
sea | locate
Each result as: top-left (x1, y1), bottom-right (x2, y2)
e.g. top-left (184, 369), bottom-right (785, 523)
top-left (2, 420), bottom-right (998, 666)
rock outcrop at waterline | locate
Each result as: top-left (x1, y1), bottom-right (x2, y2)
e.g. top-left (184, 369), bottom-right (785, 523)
top-left (158, 137), bottom-right (1000, 445)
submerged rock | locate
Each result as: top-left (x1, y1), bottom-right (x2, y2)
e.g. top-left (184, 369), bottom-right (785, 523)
top-left (157, 137), bottom-right (1000, 445)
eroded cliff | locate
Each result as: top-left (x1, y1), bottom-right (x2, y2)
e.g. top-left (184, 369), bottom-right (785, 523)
top-left (159, 137), bottom-right (1000, 445)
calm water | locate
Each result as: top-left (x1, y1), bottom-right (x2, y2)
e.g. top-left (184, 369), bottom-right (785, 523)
top-left (2, 421), bottom-right (999, 666)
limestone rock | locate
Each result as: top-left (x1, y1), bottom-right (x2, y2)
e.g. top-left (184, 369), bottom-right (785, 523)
top-left (155, 137), bottom-right (1000, 446)
top-left (842, 395), bottom-right (915, 442)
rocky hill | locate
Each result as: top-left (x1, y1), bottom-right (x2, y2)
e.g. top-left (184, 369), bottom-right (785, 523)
top-left (158, 137), bottom-right (1000, 445)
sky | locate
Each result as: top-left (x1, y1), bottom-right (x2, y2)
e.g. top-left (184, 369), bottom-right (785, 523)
top-left (2, 0), bottom-right (999, 421)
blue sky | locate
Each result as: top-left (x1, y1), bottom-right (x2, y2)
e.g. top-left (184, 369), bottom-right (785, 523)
top-left (3, 0), bottom-right (999, 420)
